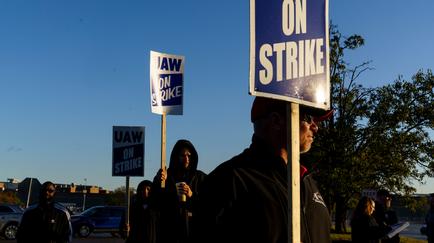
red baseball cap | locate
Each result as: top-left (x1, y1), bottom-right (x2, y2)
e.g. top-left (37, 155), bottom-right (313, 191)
top-left (250, 97), bottom-right (333, 123)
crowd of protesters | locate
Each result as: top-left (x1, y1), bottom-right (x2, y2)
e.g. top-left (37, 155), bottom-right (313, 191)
top-left (18, 97), bottom-right (433, 243)
top-left (123, 97), bottom-right (334, 243)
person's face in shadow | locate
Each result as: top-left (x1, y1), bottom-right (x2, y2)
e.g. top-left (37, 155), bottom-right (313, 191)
top-left (384, 196), bottom-right (392, 209)
top-left (178, 148), bottom-right (191, 170)
top-left (300, 113), bottom-right (319, 153)
top-left (143, 185), bottom-right (151, 199)
top-left (41, 184), bottom-right (56, 204)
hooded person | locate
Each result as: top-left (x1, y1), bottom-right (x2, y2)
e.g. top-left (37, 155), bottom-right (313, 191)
top-left (125, 180), bottom-right (159, 243)
top-left (17, 181), bottom-right (72, 243)
top-left (153, 139), bottom-right (206, 243)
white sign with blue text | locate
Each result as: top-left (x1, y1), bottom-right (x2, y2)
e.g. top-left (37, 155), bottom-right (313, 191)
top-left (150, 51), bottom-right (184, 115)
top-left (249, 0), bottom-right (330, 110)
top-left (112, 126), bottom-right (145, 177)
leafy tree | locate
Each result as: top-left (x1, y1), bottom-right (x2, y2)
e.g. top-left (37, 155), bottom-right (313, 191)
top-left (366, 70), bottom-right (434, 193)
top-left (399, 195), bottom-right (429, 217)
top-left (105, 186), bottom-right (127, 206)
top-left (304, 25), bottom-right (434, 233)
top-left (0, 191), bottom-right (22, 205)
top-left (105, 186), bottom-right (135, 206)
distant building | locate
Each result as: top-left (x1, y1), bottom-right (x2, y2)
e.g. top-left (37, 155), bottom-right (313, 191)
top-left (56, 183), bottom-right (105, 194)
top-left (2, 177), bottom-right (114, 210)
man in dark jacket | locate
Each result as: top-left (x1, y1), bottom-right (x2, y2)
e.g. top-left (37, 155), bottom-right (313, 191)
top-left (374, 189), bottom-right (400, 243)
top-left (153, 139), bottom-right (206, 243)
top-left (17, 181), bottom-right (72, 243)
top-left (192, 97), bottom-right (332, 243)
top-left (425, 193), bottom-right (434, 243)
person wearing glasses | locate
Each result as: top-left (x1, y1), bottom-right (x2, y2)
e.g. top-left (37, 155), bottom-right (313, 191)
top-left (191, 97), bottom-right (333, 243)
top-left (17, 181), bottom-right (72, 243)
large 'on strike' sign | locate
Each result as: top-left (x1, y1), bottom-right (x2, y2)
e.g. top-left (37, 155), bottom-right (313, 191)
top-left (112, 126), bottom-right (145, 177)
top-left (249, 0), bottom-right (330, 110)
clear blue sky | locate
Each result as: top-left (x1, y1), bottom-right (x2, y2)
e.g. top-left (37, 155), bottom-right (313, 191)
top-left (1, 0), bottom-right (433, 193)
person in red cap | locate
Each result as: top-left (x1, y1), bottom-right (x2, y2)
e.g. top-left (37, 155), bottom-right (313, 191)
top-left (191, 97), bottom-right (332, 243)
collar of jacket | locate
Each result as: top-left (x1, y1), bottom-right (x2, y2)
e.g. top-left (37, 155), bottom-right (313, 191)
top-left (250, 135), bottom-right (311, 180)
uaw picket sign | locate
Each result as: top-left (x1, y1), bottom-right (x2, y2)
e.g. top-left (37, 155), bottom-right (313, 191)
top-left (149, 51), bottom-right (185, 188)
top-left (112, 126), bottom-right (145, 177)
top-left (150, 51), bottom-right (184, 115)
top-left (249, 0), bottom-right (330, 110)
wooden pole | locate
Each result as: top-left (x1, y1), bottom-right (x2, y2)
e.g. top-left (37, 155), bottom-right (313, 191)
top-left (287, 103), bottom-right (301, 243)
top-left (125, 176), bottom-right (131, 238)
top-left (161, 112), bottom-right (167, 188)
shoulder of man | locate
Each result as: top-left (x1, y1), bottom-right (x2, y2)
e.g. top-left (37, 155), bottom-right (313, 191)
top-left (53, 203), bottom-right (72, 219)
top-left (198, 151), bottom-right (251, 197)
top-left (205, 157), bottom-right (249, 187)
top-left (23, 204), bottom-right (38, 212)
top-left (193, 169), bottom-right (207, 178)
top-left (21, 204), bottom-right (41, 218)
top-left (210, 148), bottom-right (253, 175)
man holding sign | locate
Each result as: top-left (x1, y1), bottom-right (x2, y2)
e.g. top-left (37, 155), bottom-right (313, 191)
top-left (153, 139), bottom-right (206, 243)
top-left (192, 97), bottom-right (332, 243)
top-left (193, 0), bottom-right (331, 241)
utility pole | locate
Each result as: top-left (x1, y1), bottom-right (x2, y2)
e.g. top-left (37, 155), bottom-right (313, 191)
top-left (82, 178), bottom-right (87, 211)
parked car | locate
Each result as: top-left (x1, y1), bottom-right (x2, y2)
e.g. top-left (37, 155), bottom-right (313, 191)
top-left (0, 204), bottom-right (24, 240)
top-left (71, 205), bottom-right (125, 238)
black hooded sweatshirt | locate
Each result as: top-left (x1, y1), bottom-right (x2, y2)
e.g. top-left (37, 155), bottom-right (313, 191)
top-left (152, 139), bottom-right (206, 243)
top-left (126, 180), bottom-right (159, 243)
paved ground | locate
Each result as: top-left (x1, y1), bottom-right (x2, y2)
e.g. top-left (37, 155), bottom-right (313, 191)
top-left (0, 233), bottom-right (124, 243)
top-left (1, 224), bottom-right (427, 243)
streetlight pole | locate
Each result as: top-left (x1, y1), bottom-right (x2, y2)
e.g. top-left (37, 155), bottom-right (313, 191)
top-left (26, 178), bottom-right (33, 208)
top-left (82, 178), bottom-right (87, 211)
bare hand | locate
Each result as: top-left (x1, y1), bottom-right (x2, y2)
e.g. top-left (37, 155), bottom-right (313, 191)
top-left (177, 182), bottom-right (193, 198)
top-left (158, 167), bottom-right (167, 183)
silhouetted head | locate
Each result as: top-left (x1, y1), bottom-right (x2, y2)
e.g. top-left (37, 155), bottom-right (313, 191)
top-left (250, 97), bottom-right (333, 156)
top-left (376, 189), bottom-right (392, 208)
top-left (39, 181), bottom-right (56, 205)
top-left (136, 180), bottom-right (152, 203)
top-left (352, 196), bottom-right (376, 220)
top-left (169, 139), bottom-right (199, 172)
